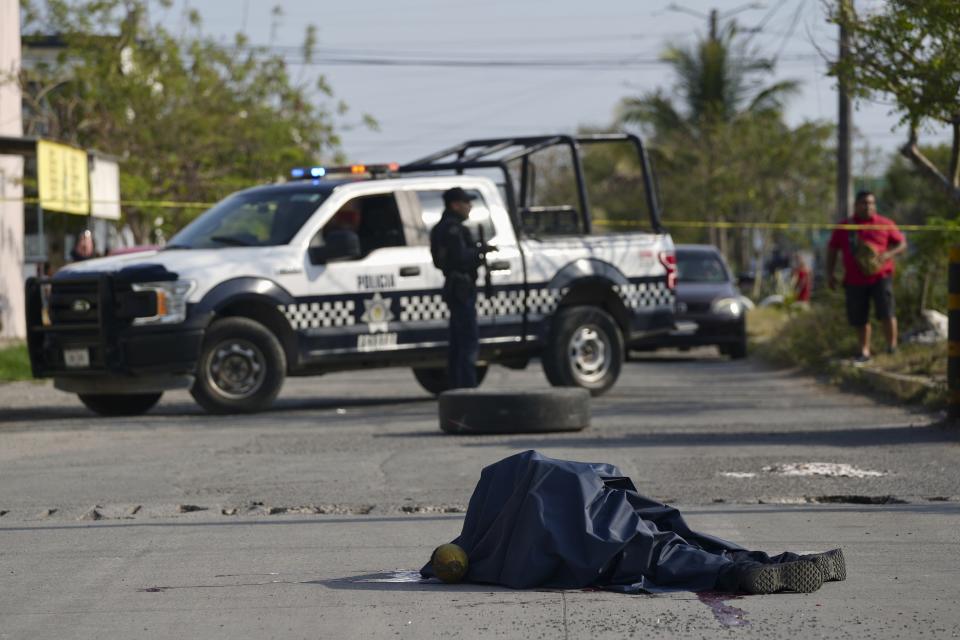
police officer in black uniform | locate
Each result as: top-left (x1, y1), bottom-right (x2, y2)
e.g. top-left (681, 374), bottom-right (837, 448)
top-left (430, 187), bottom-right (482, 389)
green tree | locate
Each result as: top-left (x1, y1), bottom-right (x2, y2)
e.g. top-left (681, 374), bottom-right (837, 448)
top-left (19, 0), bottom-right (370, 241)
top-left (615, 15), bottom-right (832, 273)
top-left (829, 0), bottom-right (960, 203)
top-left (881, 145), bottom-right (960, 314)
top-left (618, 18), bottom-right (799, 130)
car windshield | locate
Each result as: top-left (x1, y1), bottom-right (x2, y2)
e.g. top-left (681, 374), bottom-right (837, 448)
top-left (677, 253), bottom-right (729, 283)
top-left (168, 188), bottom-right (329, 249)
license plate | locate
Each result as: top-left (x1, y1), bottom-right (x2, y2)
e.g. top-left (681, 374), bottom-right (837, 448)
top-left (671, 321), bottom-right (699, 336)
top-left (64, 348), bottom-right (90, 368)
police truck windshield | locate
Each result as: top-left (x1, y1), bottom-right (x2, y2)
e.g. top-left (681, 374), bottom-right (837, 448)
top-left (168, 188), bottom-right (329, 249)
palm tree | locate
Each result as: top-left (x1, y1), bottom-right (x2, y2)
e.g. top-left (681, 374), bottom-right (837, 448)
top-left (618, 16), bottom-right (800, 257)
top-left (619, 18), bottom-right (799, 134)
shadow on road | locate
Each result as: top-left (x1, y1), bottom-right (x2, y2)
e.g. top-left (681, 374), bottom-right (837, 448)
top-left (461, 423), bottom-right (960, 449)
top-left (627, 354), bottom-right (724, 363)
top-left (0, 513), bottom-right (461, 533)
top-left (270, 395), bottom-right (433, 413)
top-left (0, 395), bottom-right (434, 426)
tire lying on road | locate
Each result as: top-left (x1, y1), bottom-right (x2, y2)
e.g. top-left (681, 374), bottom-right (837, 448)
top-left (438, 388), bottom-right (590, 435)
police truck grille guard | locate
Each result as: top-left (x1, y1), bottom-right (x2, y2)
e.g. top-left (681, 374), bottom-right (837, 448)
top-left (25, 274), bottom-right (164, 377)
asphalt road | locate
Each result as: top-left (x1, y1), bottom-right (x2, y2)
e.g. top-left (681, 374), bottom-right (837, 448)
top-left (1, 349), bottom-right (959, 638)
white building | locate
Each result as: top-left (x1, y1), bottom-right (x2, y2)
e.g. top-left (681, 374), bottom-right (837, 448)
top-left (0, 15), bottom-right (126, 340)
top-left (0, 0), bottom-right (25, 340)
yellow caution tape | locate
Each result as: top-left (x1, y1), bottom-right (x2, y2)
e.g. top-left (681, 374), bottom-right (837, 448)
top-left (1, 195), bottom-right (956, 231)
top-left (0, 196), bottom-right (213, 209)
top-left (949, 341), bottom-right (960, 357)
top-left (593, 218), bottom-right (960, 233)
top-left (950, 247), bottom-right (960, 262)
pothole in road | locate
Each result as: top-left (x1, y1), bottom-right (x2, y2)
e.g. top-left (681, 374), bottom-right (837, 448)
top-left (177, 504), bottom-right (207, 513)
top-left (809, 494), bottom-right (907, 505)
top-left (220, 503), bottom-right (375, 516)
top-left (13, 502), bottom-right (480, 522)
top-left (758, 495), bottom-right (907, 505)
top-left (399, 504), bottom-right (466, 514)
top-left (218, 502), bottom-right (466, 516)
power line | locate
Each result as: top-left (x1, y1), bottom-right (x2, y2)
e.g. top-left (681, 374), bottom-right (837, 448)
top-left (267, 52), bottom-right (823, 70)
top-left (772, 1), bottom-right (807, 63)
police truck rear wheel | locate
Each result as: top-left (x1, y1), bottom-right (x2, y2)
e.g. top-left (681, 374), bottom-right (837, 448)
top-left (542, 306), bottom-right (623, 396)
top-left (413, 366), bottom-right (488, 395)
top-left (78, 393), bottom-right (162, 416)
top-left (191, 317), bottom-right (286, 414)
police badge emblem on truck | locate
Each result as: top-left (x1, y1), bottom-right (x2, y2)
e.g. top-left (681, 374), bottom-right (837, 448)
top-left (361, 292), bottom-right (394, 333)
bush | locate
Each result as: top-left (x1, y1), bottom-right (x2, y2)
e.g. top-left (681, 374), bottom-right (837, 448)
top-left (749, 298), bottom-right (859, 369)
top-left (749, 295), bottom-right (945, 381)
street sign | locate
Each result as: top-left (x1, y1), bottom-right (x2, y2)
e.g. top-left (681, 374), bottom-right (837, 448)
top-left (89, 155), bottom-right (120, 220)
top-left (37, 139), bottom-right (89, 215)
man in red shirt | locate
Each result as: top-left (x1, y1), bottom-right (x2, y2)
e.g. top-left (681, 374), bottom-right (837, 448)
top-left (826, 191), bottom-right (907, 362)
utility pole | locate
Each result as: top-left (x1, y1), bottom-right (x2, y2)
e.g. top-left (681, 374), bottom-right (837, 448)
top-left (707, 8), bottom-right (719, 250)
top-left (837, 0), bottom-right (853, 220)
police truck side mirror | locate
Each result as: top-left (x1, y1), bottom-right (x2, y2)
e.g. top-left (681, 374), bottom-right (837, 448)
top-left (309, 230), bottom-right (362, 264)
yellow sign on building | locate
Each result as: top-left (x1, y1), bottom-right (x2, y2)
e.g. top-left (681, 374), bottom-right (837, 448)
top-left (37, 140), bottom-right (90, 215)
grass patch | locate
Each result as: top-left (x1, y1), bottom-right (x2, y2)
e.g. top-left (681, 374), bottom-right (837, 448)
top-left (870, 343), bottom-right (945, 379)
top-left (745, 307), bottom-right (791, 344)
top-left (747, 300), bottom-right (946, 405)
top-left (0, 342), bottom-right (32, 381)
top-left (748, 302), bottom-right (859, 369)
top-left (749, 303), bottom-right (945, 378)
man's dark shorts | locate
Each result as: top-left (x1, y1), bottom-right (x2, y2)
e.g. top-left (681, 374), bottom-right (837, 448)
top-left (844, 277), bottom-right (895, 326)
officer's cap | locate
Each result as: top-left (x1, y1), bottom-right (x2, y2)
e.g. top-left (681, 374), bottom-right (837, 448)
top-left (443, 187), bottom-right (478, 205)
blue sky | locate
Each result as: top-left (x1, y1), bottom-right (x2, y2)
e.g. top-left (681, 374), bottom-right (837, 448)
top-left (158, 0), bottom-right (951, 171)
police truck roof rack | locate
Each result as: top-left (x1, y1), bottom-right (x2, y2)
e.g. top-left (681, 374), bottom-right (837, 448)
top-left (399, 133), bottom-right (664, 235)
top-left (289, 163), bottom-right (400, 180)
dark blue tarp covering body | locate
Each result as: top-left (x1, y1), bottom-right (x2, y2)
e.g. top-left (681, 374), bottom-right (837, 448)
top-left (422, 450), bottom-right (800, 593)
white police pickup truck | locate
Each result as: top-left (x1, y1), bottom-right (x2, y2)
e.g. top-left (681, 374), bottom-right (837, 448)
top-left (26, 134), bottom-right (676, 415)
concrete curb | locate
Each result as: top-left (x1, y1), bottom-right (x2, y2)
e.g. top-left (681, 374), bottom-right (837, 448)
top-left (830, 359), bottom-right (944, 404)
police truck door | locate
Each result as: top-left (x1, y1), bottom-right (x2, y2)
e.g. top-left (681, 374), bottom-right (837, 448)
top-left (408, 184), bottom-right (525, 349)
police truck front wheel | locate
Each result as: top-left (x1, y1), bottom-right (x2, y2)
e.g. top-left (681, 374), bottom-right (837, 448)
top-left (78, 393), bottom-right (162, 416)
top-left (542, 306), bottom-right (624, 396)
top-left (413, 366), bottom-right (488, 395)
top-left (191, 317), bottom-right (286, 414)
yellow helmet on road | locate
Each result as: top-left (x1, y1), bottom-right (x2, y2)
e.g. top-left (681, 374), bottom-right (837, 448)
top-left (431, 544), bottom-right (468, 583)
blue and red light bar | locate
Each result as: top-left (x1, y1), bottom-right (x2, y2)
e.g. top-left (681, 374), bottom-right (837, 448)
top-left (290, 163), bottom-right (400, 180)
